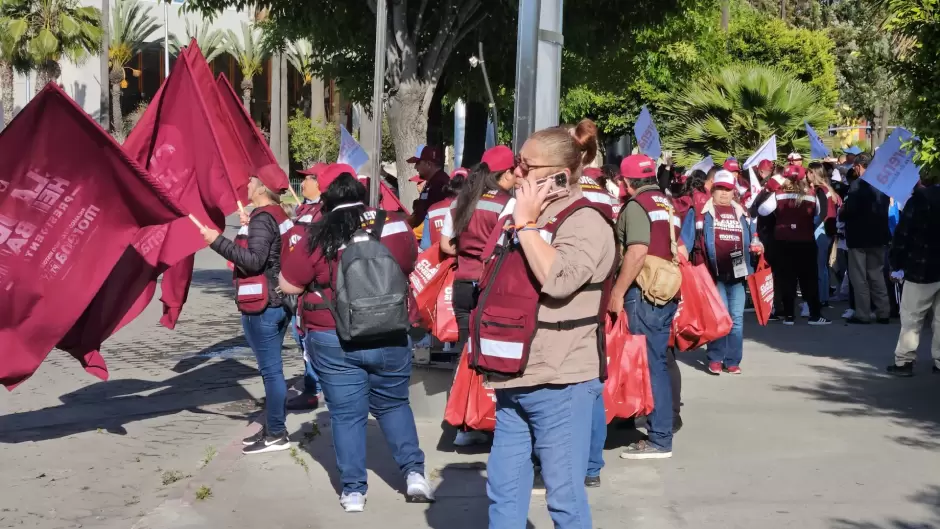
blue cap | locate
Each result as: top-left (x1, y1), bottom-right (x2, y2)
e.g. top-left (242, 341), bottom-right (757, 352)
top-left (844, 146), bottom-right (863, 155)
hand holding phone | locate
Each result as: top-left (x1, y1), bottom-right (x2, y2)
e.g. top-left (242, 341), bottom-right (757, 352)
top-left (536, 171), bottom-right (569, 200)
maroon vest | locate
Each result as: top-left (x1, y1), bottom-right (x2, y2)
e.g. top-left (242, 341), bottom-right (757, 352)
top-left (294, 200), bottom-right (322, 225)
top-left (470, 199), bottom-right (615, 379)
top-left (629, 189), bottom-right (681, 260)
top-left (456, 190), bottom-right (512, 281)
top-left (773, 188), bottom-right (816, 241)
top-left (578, 176), bottom-right (615, 220)
top-left (233, 205), bottom-right (293, 314)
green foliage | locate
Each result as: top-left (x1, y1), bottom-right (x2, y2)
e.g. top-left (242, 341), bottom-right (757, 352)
top-left (110, 0), bottom-right (160, 68)
top-left (0, 0), bottom-right (102, 74)
top-left (226, 21), bottom-right (265, 80)
top-left (662, 64), bottom-right (834, 165)
top-left (285, 38), bottom-right (314, 85)
top-left (169, 17), bottom-right (225, 62)
top-left (288, 109), bottom-right (338, 166)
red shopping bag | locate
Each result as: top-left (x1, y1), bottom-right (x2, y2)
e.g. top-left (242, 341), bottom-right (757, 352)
top-left (671, 257), bottom-right (733, 351)
top-left (412, 250), bottom-right (454, 327)
top-left (603, 314), bottom-right (628, 423)
top-left (747, 255), bottom-right (774, 326)
top-left (410, 247), bottom-right (446, 297)
top-left (443, 347), bottom-right (496, 431)
top-left (617, 333), bottom-right (654, 419)
top-left (432, 270), bottom-right (459, 342)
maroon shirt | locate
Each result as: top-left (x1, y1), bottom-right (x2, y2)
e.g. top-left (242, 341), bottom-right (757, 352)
top-left (281, 208), bottom-right (418, 331)
top-left (713, 204), bottom-right (744, 281)
top-left (410, 170), bottom-right (450, 226)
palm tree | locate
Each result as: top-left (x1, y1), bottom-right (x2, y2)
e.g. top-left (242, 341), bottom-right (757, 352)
top-left (285, 38), bottom-right (325, 122)
top-left (0, 0), bottom-right (102, 93)
top-left (169, 17), bottom-right (225, 62)
top-left (0, 18), bottom-right (17, 126)
top-left (662, 64), bottom-right (834, 165)
top-left (108, 0), bottom-right (159, 138)
top-left (225, 21), bottom-right (265, 109)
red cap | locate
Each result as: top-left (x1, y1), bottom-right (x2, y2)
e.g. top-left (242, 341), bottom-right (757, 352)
top-left (713, 170), bottom-right (736, 190)
top-left (723, 158), bottom-right (741, 172)
top-left (583, 167), bottom-right (603, 179)
top-left (408, 174), bottom-right (424, 183)
top-left (407, 145), bottom-right (443, 165)
top-left (451, 167), bottom-right (469, 179)
top-left (298, 162), bottom-right (328, 176)
top-left (757, 159), bottom-right (774, 171)
top-left (481, 145), bottom-right (515, 173)
top-left (620, 154), bottom-right (657, 180)
top-left (318, 163), bottom-right (358, 190)
top-left (784, 164), bottom-right (806, 181)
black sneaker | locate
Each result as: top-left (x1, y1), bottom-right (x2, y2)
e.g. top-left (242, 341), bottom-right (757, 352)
top-left (783, 316), bottom-right (795, 326)
top-left (846, 317), bottom-right (870, 325)
top-left (933, 366), bottom-right (940, 375)
top-left (242, 433), bottom-right (290, 454)
top-left (286, 393), bottom-right (319, 411)
top-left (808, 317), bottom-right (832, 326)
top-left (886, 363), bottom-right (914, 377)
top-left (584, 475), bottom-right (601, 488)
top-left (767, 313), bottom-right (782, 322)
top-left (242, 428), bottom-right (265, 446)
top-left (672, 415), bottom-right (683, 434)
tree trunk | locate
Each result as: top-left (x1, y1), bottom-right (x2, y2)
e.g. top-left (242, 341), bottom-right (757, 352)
top-left (721, 0), bottom-right (730, 31)
top-left (240, 76), bottom-right (253, 110)
top-left (426, 82), bottom-right (445, 149)
top-left (111, 82), bottom-right (124, 140)
top-left (311, 76), bottom-right (325, 123)
top-left (1, 61), bottom-right (13, 126)
top-left (35, 61), bottom-right (61, 93)
top-left (387, 79), bottom-right (434, 211)
top-left (100, 0), bottom-right (110, 129)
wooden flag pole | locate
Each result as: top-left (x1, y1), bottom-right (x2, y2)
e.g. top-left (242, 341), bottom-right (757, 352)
top-left (287, 185), bottom-right (301, 206)
top-left (188, 214), bottom-right (206, 231)
top-left (236, 200), bottom-right (247, 215)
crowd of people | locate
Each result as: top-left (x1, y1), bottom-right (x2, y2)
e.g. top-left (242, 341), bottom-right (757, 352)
top-left (196, 118), bottom-right (940, 526)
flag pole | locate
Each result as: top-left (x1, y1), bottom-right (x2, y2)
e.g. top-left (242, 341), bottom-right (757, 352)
top-left (287, 185), bottom-right (301, 206)
top-left (367, 0), bottom-right (388, 208)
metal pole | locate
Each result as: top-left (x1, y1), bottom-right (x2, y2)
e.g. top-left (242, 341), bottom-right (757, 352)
top-left (368, 0), bottom-right (388, 208)
top-left (534, 0), bottom-right (563, 131)
top-left (512, 0), bottom-right (540, 152)
top-left (477, 42), bottom-right (499, 138)
top-left (163, 1), bottom-right (170, 78)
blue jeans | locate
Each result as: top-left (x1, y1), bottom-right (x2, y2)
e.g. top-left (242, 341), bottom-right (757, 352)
top-left (707, 281), bottom-right (746, 368)
top-left (587, 390), bottom-right (606, 478)
top-left (242, 306), bottom-right (290, 435)
top-left (487, 379), bottom-right (602, 529)
top-left (625, 287), bottom-right (676, 451)
top-left (291, 316), bottom-right (321, 394)
top-left (816, 226), bottom-right (831, 305)
top-left (307, 330), bottom-right (425, 495)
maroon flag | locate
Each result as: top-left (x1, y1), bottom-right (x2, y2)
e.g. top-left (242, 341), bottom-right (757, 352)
top-left (216, 72), bottom-right (290, 192)
top-left (59, 45), bottom-right (251, 359)
top-left (0, 84), bottom-right (184, 389)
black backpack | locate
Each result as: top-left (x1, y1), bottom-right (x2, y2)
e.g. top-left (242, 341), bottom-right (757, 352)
top-left (327, 210), bottom-right (410, 341)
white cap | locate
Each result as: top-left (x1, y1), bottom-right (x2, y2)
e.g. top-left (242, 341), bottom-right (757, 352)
top-left (713, 170), bottom-right (736, 190)
top-left (787, 152), bottom-right (803, 162)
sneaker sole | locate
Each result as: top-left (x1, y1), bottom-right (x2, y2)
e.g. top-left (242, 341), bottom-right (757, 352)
top-left (887, 371), bottom-right (915, 378)
top-left (707, 370), bottom-right (721, 376)
top-left (242, 442), bottom-right (291, 455)
top-left (343, 504), bottom-right (366, 513)
top-left (620, 451), bottom-right (673, 460)
top-left (808, 322), bottom-right (832, 326)
top-left (406, 490), bottom-right (435, 503)
top-left (783, 321), bottom-right (795, 326)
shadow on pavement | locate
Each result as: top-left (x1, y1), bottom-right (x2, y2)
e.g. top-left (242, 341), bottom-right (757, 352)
top-left (424, 463), bottom-right (536, 529)
top-left (0, 356), bottom-right (259, 444)
top-left (831, 485), bottom-right (940, 529)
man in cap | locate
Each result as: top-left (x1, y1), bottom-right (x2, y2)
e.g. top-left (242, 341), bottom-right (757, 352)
top-left (294, 162), bottom-right (327, 223)
top-left (406, 144), bottom-right (450, 228)
top-left (787, 152), bottom-right (804, 166)
top-left (609, 154), bottom-right (688, 460)
top-left (723, 157), bottom-right (749, 198)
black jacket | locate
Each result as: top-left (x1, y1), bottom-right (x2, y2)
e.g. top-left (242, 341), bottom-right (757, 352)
top-left (211, 211), bottom-right (284, 309)
top-left (889, 185), bottom-right (940, 284)
top-left (841, 178), bottom-right (891, 249)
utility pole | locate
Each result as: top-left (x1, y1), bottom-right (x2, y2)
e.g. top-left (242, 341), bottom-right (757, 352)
top-left (367, 0), bottom-right (388, 207)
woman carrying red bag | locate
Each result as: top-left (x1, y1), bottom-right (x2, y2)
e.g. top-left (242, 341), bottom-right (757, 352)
top-left (680, 170), bottom-right (763, 375)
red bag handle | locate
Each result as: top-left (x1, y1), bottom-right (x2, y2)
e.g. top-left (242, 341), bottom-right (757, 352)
top-left (756, 254), bottom-right (769, 272)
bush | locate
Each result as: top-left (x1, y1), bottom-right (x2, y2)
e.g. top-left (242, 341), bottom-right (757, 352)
top-left (288, 109), bottom-right (338, 166)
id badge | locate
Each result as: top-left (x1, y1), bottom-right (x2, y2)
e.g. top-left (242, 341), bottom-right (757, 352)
top-left (731, 250), bottom-right (747, 278)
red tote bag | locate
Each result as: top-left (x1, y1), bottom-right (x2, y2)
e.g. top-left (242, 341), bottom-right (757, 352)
top-left (443, 348), bottom-right (473, 427)
top-left (747, 255), bottom-right (774, 326)
top-left (443, 347), bottom-right (496, 431)
top-left (616, 333), bottom-right (655, 419)
top-left (603, 314), bottom-right (628, 424)
top-left (672, 257), bottom-right (733, 351)
top-left (432, 268), bottom-right (459, 342)
top-left (413, 256), bottom-right (454, 328)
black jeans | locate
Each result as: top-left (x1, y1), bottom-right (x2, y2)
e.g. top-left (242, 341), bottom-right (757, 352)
top-left (667, 346), bottom-right (681, 422)
top-left (763, 238), bottom-right (785, 315)
top-left (452, 280), bottom-right (478, 354)
top-left (776, 240), bottom-right (821, 319)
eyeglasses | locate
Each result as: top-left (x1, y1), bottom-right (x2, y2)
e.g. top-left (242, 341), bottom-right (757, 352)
top-left (514, 154), bottom-right (553, 175)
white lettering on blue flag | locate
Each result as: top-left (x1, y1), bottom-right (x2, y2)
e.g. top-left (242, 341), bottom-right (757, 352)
top-left (634, 106), bottom-right (662, 161)
top-left (862, 127), bottom-right (920, 207)
top-left (805, 122), bottom-right (830, 160)
top-left (337, 125), bottom-right (370, 172)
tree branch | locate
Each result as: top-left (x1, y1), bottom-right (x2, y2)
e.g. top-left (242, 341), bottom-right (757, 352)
top-left (430, 0), bottom-right (483, 81)
top-left (411, 0), bottom-right (429, 43)
top-left (421, 0), bottom-right (458, 80)
top-left (391, 0), bottom-right (418, 81)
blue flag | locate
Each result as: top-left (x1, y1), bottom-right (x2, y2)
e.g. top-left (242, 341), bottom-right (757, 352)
top-left (634, 106), bottom-right (662, 160)
top-left (862, 127), bottom-right (920, 206)
top-left (337, 125), bottom-right (370, 172)
top-left (805, 122), bottom-right (830, 160)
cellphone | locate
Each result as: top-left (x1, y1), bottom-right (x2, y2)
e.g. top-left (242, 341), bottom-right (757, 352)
top-left (536, 171), bottom-right (567, 189)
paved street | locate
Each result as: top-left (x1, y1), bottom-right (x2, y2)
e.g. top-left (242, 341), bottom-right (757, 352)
top-left (2, 219), bottom-right (939, 529)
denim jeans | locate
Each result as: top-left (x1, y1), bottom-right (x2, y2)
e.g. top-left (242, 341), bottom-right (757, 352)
top-left (307, 330), bottom-right (425, 495)
top-left (707, 281), bottom-right (746, 368)
top-left (587, 389), bottom-right (606, 479)
top-left (290, 316), bottom-right (321, 394)
top-left (625, 287), bottom-right (677, 451)
top-left (816, 226), bottom-right (832, 305)
top-left (487, 379), bottom-right (603, 529)
top-left (242, 306), bottom-right (290, 435)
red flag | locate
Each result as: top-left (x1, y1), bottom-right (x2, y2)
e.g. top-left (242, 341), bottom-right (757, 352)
top-left (216, 73), bottom-right (290, 192)
top-left (59, 46), bottom-right (250, 361)
top-left (0, 84), bottom-right (184, 389)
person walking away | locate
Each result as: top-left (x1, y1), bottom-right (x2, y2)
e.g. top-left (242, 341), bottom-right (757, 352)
top-left (886, 180), bottom-right (940, 376)
top-left (439, 146), bottom-right (516, 447)
top-left (285, 163), bottom-right (326, 411)
top-left (751, 160), bottom-right (784, 320)
top-left (200, 176), bottom-right (294, 454)
top-left (681, 171), bottom-right (762, 375)
top-left (753, 164), bottom-right (831, 325)
top-left (842, 153), bottom-right (892, 324)
top-left (483, 120), bottom-right (615, 528)
top-left (420, 168), bottom-right (468, 251)
top-left (406, 145), bottom-right (450, 229)
top-left (608, 154), bottom-right (689, 460)
top-left (279, 169), bottom-right (433, 512)
top-left (805, 163), bottom-right (841, 313)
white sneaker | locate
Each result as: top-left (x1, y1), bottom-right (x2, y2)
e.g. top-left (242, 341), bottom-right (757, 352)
top-left (340, 492), bottom-right (367, 513)
top-left (800, 302), bottom-right (810, 318)
top-left (406, 472), bottom-right (435, 502)
top-left (842, 308), bottom-right (855, 319)
top-left (453, 430), bottom-right (489, 447)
